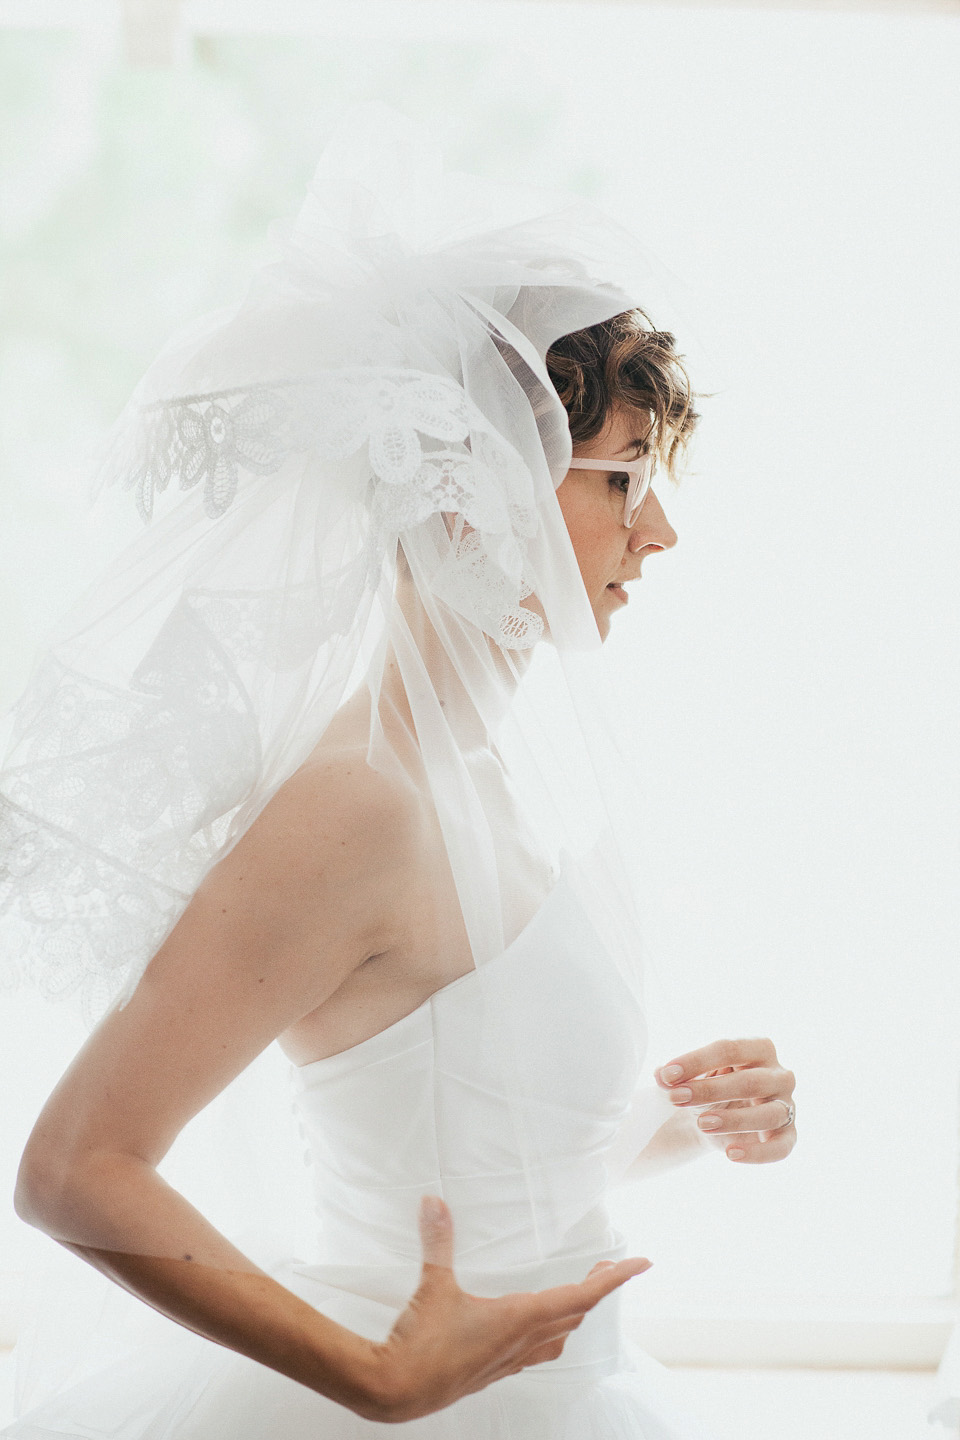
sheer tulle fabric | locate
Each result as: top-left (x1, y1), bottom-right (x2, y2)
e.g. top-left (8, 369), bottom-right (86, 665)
top-left (2, 863), bottom-right (709, 1438)
top-left (0, 103), bottom-right (714, 1437)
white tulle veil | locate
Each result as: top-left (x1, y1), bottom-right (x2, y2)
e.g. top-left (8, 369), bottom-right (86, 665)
top-left (0, 101), bottom-right (704, 1351)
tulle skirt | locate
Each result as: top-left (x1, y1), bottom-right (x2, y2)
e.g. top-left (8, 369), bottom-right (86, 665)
top-left (0, 1258), bottom-right (716, 1440)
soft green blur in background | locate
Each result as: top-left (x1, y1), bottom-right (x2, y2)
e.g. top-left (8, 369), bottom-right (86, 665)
top-left (0, 19), bottom-right (609, 709)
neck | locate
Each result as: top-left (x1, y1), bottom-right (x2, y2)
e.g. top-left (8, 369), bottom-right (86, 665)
top-left (374, 566), bottom-right (533, 762)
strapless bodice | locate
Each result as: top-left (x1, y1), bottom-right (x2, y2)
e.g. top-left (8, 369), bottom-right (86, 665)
top-left (288, 860), bottom-right (651, 1377)
top-left (0, 863), bottom-right (716, 1439)
top-left (291, 858), bottom-right (649, 1261)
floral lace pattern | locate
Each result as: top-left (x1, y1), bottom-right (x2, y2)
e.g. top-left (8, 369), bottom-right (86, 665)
top-left (1, 367), bottom-right (547, 1019)
top-left (0, 598), bottom-right (265, 1022)
top-left (126, 388), bottom-right (292, 522)
top-left (0, 798), bottom-right (183, 1026)
top-left (124, 369), bottom-right (543, 647)
top-left (126, 369), bottom-right (471, 521)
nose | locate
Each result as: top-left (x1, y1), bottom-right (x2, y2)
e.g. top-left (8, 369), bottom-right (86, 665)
top-left (628, 487), bottom-right (678, 554)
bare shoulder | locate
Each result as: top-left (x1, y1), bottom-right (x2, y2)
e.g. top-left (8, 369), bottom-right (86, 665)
top-left (125, 745), bottom-right (428, 1045)
top-left (243, 746), bottom-right (422, 857)
top-left (16, 751), bottom-right (429, 1182)
top-left (203, 746), bottom-right (426, 963)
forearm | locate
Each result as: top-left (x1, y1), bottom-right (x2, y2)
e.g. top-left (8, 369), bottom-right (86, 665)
top-left (72, 1244), bottom-right (379, 1412)
top-left (16, 1152), bottom-right (383, 1417)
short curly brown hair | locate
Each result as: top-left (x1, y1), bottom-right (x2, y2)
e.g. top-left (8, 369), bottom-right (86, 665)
top-left (545, 307), bottom-right (700, 482)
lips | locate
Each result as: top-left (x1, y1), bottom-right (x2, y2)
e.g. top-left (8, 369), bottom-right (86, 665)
top-left (606, 583), bottom-right (629, 604)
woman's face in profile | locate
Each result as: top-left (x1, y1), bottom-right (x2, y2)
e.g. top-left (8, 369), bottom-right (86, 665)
top-left (556, 403), bottom-right (678, 642)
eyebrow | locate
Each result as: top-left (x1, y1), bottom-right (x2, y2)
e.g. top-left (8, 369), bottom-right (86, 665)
top-left (617, 437), bottom-right (651, 457)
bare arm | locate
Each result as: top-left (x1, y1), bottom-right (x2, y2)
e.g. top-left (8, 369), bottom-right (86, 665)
top-left (15, 753), bottom-right (408, 1408)
top-left (15, 754), bottom-right (650, 1422)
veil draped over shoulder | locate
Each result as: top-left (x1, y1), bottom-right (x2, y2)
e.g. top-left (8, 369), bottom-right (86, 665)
top-left (0, 103), bottom-right (705, 1327)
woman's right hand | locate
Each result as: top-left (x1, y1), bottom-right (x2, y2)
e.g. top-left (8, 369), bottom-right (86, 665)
top-left (354, 1196), bottom-right (652, 1423)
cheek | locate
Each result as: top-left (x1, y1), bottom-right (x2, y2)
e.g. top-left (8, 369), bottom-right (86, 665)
top-left (574, 523), bottom-right (620, 592)
top-left (557, 487), bottom-right (621, 591)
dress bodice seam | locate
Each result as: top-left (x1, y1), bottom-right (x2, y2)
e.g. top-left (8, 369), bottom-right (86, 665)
top-left (291, 864), bottom-right (570, 1080)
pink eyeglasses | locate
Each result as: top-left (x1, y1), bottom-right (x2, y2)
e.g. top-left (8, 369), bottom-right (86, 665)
top-left (567, 454), bottom-right (657, 528)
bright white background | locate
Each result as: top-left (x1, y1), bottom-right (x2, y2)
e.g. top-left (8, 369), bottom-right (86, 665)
top-left (0, 0), bottom-right (957, 1386)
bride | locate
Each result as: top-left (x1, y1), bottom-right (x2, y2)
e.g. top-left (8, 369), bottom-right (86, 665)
top-left (0, 107), bottom-right (796, 1437)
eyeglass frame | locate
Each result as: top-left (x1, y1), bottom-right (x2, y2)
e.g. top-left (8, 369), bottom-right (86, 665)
top-left (566, 455), bottom-right (657, 528)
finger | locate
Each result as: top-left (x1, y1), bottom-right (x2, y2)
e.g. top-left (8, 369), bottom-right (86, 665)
top-left (518, 1336), bottom-right (568, 1367)
top-left (418, 1195), bottom-right (455, 1271)
top-left (656, 1037), bottom-right (777, 1086)
top-left (533, 1256), bottom-right (653, 1323)
top-left (725, 1128), bottom-right (796, 1164)
top-left (696, 1099), bottom-right (796, 1136)
top-left (503, 1308), bottom-right (588, 1372)
top-left (483, 1337), bottom-right (568, 1387)
top-left (665, 1066), bottom-right (792, 1108)
top-left (580, 1256), bottom-right (653, 1305)
top-left (460, 1314), bottom-right (582, 1392)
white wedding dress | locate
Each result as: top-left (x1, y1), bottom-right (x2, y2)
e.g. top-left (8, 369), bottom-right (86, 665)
top-left (1, 858), bottom-right (715, 1439)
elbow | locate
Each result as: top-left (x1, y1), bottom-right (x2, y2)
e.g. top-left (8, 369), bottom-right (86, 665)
top-left (14, 1137), bottom-right (81, 1236)
top-left (15, 1144), bottom-right (58, 1231)
top-left (15, 1134), bottom-right (153, 1252)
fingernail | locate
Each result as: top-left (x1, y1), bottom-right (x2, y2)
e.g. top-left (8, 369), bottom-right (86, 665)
top-left (698, 1114), bottom-right (721, 1130)
top-left (670, 1087), bottom-right (693, 1104)
top-left (420, 1196), bottom-right (445, 1221)
top-left (727, 1148), bottom-right (745, 1160)
top-left (661, 1064), bottom-right (683, 1082)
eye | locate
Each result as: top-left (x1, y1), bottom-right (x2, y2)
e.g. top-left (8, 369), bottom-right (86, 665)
top-left (608, 471), bottom-right (631, 493)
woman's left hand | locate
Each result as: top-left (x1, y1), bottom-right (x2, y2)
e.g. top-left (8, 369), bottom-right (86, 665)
top-left (655, 1038), bottom-right (796, 1164)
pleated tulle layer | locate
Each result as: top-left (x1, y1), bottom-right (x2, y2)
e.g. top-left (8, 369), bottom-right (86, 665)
top-left (0, 1259), bottom-right (717, 1440)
